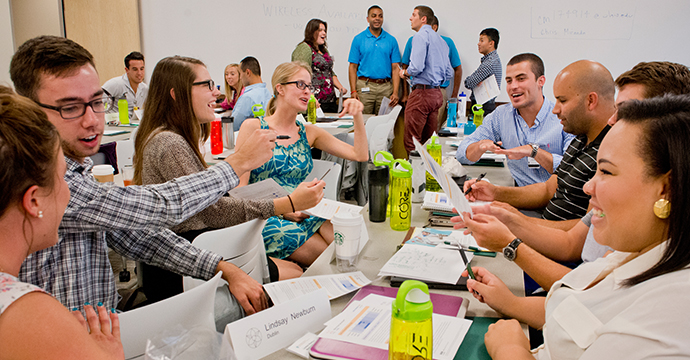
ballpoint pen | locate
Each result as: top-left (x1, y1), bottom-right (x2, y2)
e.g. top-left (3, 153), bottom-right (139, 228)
top-left (276, 135), bottom-right (291, 140)
top-left (458, 247), bottom-right (476, 280)
top-left (464, 172), bottom-right (487, 196)
top-left (493, 141), bottom-right (505, 149)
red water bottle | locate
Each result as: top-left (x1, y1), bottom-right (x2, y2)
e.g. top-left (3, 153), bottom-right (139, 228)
top-left (211, 120), bottom-right (223, 155)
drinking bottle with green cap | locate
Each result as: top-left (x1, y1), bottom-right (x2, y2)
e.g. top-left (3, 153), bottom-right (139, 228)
top-left (472, 103), bottom-right (484, 126)
top-left (425, 136), bottom-right (442, 193)
top-left (308, 94), bottom-right (317, 124)
top-left (252, 104), bottom-right (265, 117)
top-left (389, 280), bottom-right (433, 360)
top-left (118, 94), bottom-right (129, 125)
top-left (373, 151), bottom-right (395, 217)
top-left (389, 159), bottom-right (412, 231)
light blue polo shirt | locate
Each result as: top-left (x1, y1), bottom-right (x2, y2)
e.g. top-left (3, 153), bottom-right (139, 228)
top-left (348, 28), bottom-right (401, 80)
top-left (402, 35), bottom-right (461, 88)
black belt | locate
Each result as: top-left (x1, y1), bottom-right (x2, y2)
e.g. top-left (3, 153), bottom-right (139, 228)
top-left (412, 84), bottom-right (441, 90)
top-left (358, 76), bottom-right (391, 84)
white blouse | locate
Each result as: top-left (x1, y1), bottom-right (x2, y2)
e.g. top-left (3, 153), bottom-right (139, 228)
top-left (533, 242), bottom-right (690, 359)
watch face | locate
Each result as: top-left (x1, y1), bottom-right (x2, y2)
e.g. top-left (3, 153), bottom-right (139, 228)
top-left (503, 247), bottom-right (515, 261)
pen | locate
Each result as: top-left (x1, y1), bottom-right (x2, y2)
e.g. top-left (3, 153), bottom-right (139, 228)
top-left (458, 247), bottom-right (476, 280)
top-left (464, 172), bottom-right (487, 196)
top-left (276, 135), bottom-right (291, 140)
top-left (442, 241), bottom-right (496, 257)
top-left (319, 166), bottom-right (333, 181)
top-left (493, 141), bottom-right (505, 149)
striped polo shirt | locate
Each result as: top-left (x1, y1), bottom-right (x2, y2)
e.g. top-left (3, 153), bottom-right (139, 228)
top-left (543, 125), bottom-right (611, 220)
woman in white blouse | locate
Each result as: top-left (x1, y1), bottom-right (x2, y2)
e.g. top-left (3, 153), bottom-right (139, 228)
top-left (460, 95), bottom-right (690, 359)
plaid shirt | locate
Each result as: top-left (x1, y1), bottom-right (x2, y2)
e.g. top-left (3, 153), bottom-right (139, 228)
top-left (19, 156), bottom-right (238, 310)
top-left (464, 50), bottom-right (502, 91)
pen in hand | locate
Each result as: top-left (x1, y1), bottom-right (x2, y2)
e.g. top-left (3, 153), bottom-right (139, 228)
top-left (464, 172), bottom-right (487, 196)
top-left (276, 135), bottom-right (291, 140)
top-left (493, 141), bottom-right (505, 149)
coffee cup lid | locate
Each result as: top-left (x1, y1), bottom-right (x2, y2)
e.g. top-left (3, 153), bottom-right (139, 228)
top-left (92, 164), bottom-right (114, 176)
top-left (331, 211), bottom-right (363, 226)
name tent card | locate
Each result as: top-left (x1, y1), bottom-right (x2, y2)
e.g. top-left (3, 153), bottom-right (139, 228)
top-left (223, 289), bottom-right (331, 360)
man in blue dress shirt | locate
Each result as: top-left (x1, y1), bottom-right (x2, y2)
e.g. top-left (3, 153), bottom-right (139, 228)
top-left (399, 5), bottom-right (453, 154)
top-left (465, 28), bottom-right (502, 115)
top-left (401, 15), bottom-right (462, 130)
top-left (457, 53), bottom-right (575, 187)
top-left (233, 56), bottom-right (272, 131)
top-left (348, 5), bottom-right (401, 115)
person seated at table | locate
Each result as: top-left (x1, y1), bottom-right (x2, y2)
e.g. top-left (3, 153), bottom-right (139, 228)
top-left (292, 18), bottom-right (348, 113)
top-left (459, 95), bottom-right (690, 359)
top-left (133, 56), bottom-right (326, 302)
top-left (216, 63), bottom-right (244, 111)
top-left (451, 60), bottom-right (690, 291)
top-left (235, 61), bottom-right (368, 267)
top-left (0, 87), bottom-right (123, 359)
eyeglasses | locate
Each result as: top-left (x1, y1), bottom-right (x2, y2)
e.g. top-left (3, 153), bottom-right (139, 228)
top-left (37, 96), bottom-right (115, 120)
top-left (193, 79), bottom-right (216, 91)
top-left (281, 80), bottom-right (315, 93)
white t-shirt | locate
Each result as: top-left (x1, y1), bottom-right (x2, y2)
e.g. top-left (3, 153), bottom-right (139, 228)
top-left (533, 242), bottom-right (690, 359)
top-left (579, 211), bottom-right (613, 262)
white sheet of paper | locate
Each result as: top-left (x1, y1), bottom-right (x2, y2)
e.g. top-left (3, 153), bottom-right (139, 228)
top-left (378, 96), bottom-right (392, 115)
top-left (314, 120), bottom-right (354, 128)
top-left (413, 137), bottom-right (473, 217)
top-left (224, 289), bottom-right (331, 360)
top-left (228, 178), bottom-right (288, 200)
top-left (318, 294), bottom-right (473, 360)
top-left (303, 198), bottom-right (363, 220)
top-left (133, 108), bottom-right (144, 121)
top-left (378, 244), bottom-right (465, 284)
top-left (473, 74), bottom-right (501, 105)
top-left (264, 271), bottom-right (372, 305)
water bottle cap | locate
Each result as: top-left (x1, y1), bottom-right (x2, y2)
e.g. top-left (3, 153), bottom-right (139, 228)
top-left (391, 280), bottom-right (433, 321)
top-left (426, 135), bottom-right (441, 150)
top-left (472, 104), bottom-right (484, 115)
top-left (373, 151), bottom-right (394, 166)
top-left (390, 159), bottom-right (412, 178)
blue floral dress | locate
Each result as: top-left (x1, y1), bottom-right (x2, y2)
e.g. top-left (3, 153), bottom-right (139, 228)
top-left (249, 118), bottom-right (326, 259)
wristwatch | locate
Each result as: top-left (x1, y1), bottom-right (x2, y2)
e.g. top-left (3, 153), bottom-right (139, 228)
top-left (530, 143), bottom-right (539, 158)
top-left (503, 238), bottom-right (523, 261)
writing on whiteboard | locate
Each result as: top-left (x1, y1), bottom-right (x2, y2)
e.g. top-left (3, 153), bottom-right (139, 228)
top-left (531, 7), bottom-right (636, 40)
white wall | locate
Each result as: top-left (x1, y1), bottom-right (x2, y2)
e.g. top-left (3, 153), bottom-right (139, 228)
top-left (0, 0), bottom-right (14, 87)
top-left (141, 0), bottom-right (690, 103)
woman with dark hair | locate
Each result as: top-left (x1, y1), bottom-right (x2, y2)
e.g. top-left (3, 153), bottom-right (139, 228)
top-left (291, 18), bottom-right (347, 113)
top-left (133, 56), bottom-right (325, 303)
top-left (235, 61), bottom-right (367, 267)
top-left (0, 87), bottom-right (123, 359)
top-left (459, 94), bottom-right (690, 359)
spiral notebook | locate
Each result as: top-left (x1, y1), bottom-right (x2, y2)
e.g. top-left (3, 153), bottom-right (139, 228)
top-left (422, 192), bottom-right (455, 213)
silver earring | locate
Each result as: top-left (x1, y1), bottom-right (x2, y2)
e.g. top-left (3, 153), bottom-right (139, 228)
top-left (38, 211), bottom-right (43, 218)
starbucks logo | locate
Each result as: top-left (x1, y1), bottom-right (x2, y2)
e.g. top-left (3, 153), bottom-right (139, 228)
top-left (246, 327), bottom-right (262, 348)
top-left (334, 231), bottom-right (344, 245)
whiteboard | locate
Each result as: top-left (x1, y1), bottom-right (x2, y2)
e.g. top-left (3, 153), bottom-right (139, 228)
top-left (140, 0), bottom-right (690, 102)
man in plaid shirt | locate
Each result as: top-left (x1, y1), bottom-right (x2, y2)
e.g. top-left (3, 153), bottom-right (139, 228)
top-left (11, 36), bottom-right (277, 323)
top-left (464, 28), bottom-right (502, 115)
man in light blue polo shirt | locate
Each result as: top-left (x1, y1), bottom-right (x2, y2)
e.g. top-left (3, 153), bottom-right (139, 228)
top-left (400, 5), bottom-right (453, 153)
top-left (456, 53), bottom-right (574, 187)
top-left (348, 5), bottom-right (401, 115)
top-left (402, 15), bottom-right (462, 129)
top-left (233, 56), bottom-right (272, 131)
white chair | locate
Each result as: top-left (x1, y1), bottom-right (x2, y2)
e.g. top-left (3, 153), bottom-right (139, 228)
top-left (307, 159), bottom-right (343, 201)
top-left (183, 218), bottom-right (269, 291)
top-left (116, 138), bottom-right (135, 169)
top-left (118, 271), bottom-right (222, 360)
top-left (366, 105), bottom-right (401, 159)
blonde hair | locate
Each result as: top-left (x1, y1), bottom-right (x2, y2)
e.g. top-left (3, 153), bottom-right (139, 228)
top-left (223, 63), bottom-right (243, 102)
top-left (266, 61), bottom-right (312, 116)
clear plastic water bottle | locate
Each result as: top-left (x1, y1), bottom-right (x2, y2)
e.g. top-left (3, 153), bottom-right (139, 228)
top-left (389, 159), bottom-right (412, 231)
top-left (425, 136), bottom-right (442, 193)
top-left (389, 280), bottom-right (433, 360)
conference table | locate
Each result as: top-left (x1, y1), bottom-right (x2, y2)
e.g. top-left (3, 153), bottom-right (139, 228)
top-left (260, 157), bottom-right (523, 360)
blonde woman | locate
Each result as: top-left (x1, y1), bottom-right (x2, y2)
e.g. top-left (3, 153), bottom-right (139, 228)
top-left (236, 61), bottom-right (368, 267)
top-left (218, 63), bottom-right (244, 110)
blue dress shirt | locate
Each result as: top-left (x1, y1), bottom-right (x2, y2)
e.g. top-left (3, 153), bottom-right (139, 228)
top-left (348, 28), bottom-right (401, 79)
top-left (232, 83), bottom-right (272, 131)
top-left (456, 98), bottom-right (576, 187)
top-left (406, 25), bottom-right (453, 87)
top-left (402, 35), bottom-right (461, 88)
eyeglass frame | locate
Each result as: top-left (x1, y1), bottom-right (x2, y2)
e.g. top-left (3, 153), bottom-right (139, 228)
top-left (192, 79), bottom-right (216, 91)
top-left (281, 80), bottom-right (315, 93)
top-left (36, 95), bottom-right (115, 120)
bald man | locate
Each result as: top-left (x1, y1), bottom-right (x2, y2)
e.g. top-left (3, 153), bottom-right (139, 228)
top-left (464, 60), bottom-right (616, 227)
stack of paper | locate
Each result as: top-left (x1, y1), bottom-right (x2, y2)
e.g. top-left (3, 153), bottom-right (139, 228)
top-left (264, 272), bottom-right (371, 305)
top-left (378, 244), bottom-right (472, 285)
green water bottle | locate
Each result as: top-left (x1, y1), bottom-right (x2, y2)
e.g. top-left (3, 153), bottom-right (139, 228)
top-left (472, 104), bottom-right (484, 127)
top-left (308, 94), bottom-right (317, 124)
top-left (373, 151), bottom-right (394, 217)
top-left (425, 136), bottom-right (442, 192)
top-left (252, 104), bottom-right (265, 117)
top-left (118, 95), bottom-right (129, 125)
top-left (389, 280), bottom-right (433, 360)
top-left (390, 159), bottom-right (412, 231)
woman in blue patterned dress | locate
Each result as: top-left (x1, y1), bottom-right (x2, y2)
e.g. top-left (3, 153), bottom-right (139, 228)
top-left (236, 61), bottom-right (368, 267)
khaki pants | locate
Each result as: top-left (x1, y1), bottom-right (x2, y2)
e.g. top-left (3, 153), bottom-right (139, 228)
top-left (356, 78), bottom-right (393, 115)
top-left (436, 87), bottom-right (450, 131)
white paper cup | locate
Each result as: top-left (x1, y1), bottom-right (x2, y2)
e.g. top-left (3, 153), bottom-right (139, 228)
top-left (331, 212), bottom-right (363, 272)
top-left (92, 164), bottom-right (114, 183)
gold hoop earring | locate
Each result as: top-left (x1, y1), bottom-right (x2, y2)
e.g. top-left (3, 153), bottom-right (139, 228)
top-left (653, 199), bottom-right (671, 219)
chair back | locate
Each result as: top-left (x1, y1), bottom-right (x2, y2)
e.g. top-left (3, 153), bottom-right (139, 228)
top-left (118, 271), bottom-right (222, 359)
top-left (307, 159), bottom-right (343, 201)
top-left (183, 219), bottom-right (269, 291)
top-left (366, 105), bottom-right (401, 159)
top-left (116, 138), bottom-right (135, 168)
